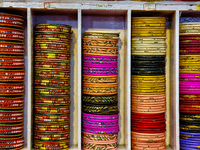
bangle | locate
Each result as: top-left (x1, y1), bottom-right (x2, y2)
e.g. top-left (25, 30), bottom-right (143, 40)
top-left (82, 86), bottom-right (118, 95)
top-left (34, 132), bottom-right (70, 141)
top-left (83, 70), bottom-right (118, 76)
top-left (35, 42), bottom-right (70, 48)
top-left (34, 139), bottom-right (69, 149)
top-left (82, 75), bottom-right (118, 83)
top-left (34, 79), bottom-right (70, 87)
top-left (0, 13), bottom-right (23, 21)
top-left (35, 70), bottom-right (70, 79)
top-left (82, 46), bottom-right (118, 56)
top-left (83, 67), bottom-right (118, 72)
top-left (82, 128), bottom-right (119, 134)
top-left (83, 38), bottom-right (118, 47)
top-left (82, 112), bottom-right (119, 120)
top-left (83, 104), bottom-right (118, 115)
top-left (35, 33), bottom-right (71, 39)
top-left (35, 53), bottom-right (70, 60)
top-left (34, 123), bottom-right (70, 132)
top-left (35, 24), bottom-right (71, 30)
top-left (83, 31), bottom-right (119, 39)
top-left (82, 94), bottom-right (118, 104)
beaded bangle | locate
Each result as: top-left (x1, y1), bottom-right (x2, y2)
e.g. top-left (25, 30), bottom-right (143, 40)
top-left (82, 94), bottom-right (118, 104)
top-left (35, 28), bottom-right (71, 33)
top-left (82, 128), bottom-right (119, 134)
top-left (35, 53), bottom-right (70, 60)
top-left (82, 46), bottom-right (118, 56)
top-left (34, 132), bottom-right (70, 141)
top-left (35, 107), bottom-right (70, 114)
top-left (82, 75), bottom-right (118, 83)
top-left (35, 33), bottom-right (71, 39)
top-left (34, 88), bottom-right (70, 96)
top-left (83, 104), bottom-right (118, 114)
top-left (82, 112), bottom-right (119, 120)
top-left (35, 24), bottom-right (71, 30)
top-left (83, 67), bottom-right (118, 72)
top-left (34, 79), bottom-right (70, 87)
top-left (34, 139), bottom-right (70, 149)
top-left (82, 132), bottom-right (118, 140)
top-left (35, 70), bottom-right (70, 79)
top-left (82, 86), bottom-right (118, 95)
top-left (83, 31), bottom-right (119, 39)
top-left (83, 83), bottom-right (118, 87)
top-left (0, 71), bottom-right (24, 81)
top-left (83, 38), bottom-right (118, 47)
top-left (0, 13), bottom-right (23, 20)
top-left (82, 120), bottom-right (118, 128)
top-left (83, 70), bottom-right (118, 76)
top-left (35, 124), bottom-right (70, 132)
top-left (35, 42), bottom-right (70, 48)
top-left (0, 83), bottom-right (24, 95)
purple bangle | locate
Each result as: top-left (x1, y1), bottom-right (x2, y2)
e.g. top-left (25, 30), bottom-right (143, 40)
top-left (180, 131), bottom-right (200, 135)
top-left (180, 139), bottom-right (200, 144)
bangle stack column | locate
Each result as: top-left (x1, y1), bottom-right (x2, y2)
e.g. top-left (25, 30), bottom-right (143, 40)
top-left (179, 22), bottom-right (200, 149)
top-left (82, 31), bottom-right (120, 150)
top-left (131, 17), bottom-right (167, 150)
top-left (0, 13), bottom-right (25, 149)
top-left (33, 24), bottom-right (72, 149)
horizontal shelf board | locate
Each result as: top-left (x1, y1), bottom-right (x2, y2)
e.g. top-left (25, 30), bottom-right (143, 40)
top-left (1, 1), bottom-right (199, 11)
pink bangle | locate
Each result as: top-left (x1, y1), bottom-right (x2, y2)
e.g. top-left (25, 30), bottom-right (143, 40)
top-left (83, 71), bottom-right (118, 76)
top-left (83, 55), bottom-right (118, 59)
top-left (82, 112), bottom-right (119, 120)
top-left (82, 128), bottom-right (119, 134)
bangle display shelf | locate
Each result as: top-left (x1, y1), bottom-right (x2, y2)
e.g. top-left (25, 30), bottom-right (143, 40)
top-left (2, 1), bottom-right (198, 150)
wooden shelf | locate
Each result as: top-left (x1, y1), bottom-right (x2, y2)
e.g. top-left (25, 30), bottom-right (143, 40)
top-left (1, 1), bottom-right (198, 150)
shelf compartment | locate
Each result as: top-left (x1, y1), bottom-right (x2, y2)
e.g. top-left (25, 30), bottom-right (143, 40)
top-left (30, 8), bottom-right (78, 150)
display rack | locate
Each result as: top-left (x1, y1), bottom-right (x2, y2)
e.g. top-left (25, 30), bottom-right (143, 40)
top-left (1, 1), bottom-right (199, 150)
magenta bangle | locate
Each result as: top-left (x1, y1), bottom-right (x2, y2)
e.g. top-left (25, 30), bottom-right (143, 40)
top-left (180, 73), bottom-right (200, 76)
top-left (179, 81), bottom-right (200, 85)
top-left (83, 64), bottom-right (118, 67)
top-left (180, 88), bottom-right (200, 91)
top-left (180, 91), bottom-right (200, 94)
top-left (82, 128), bottom-right (119, 134)
top-left (83, 55), bottom-right (117, 59)
top-left (82, 112), bottom-right (119, 120)
top-left (180, 78), bottom-right (200, 81)
top-left (83, 60), bottom-right (118, 64)
top-left (83, 70), bottom-right (118, 75)
top-left (83, 67), bottom-right (117, 71)
top-left (83, 126), bottom-right (119, 130)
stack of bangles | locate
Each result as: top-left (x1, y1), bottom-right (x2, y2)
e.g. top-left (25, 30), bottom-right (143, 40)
top-left (131, 17), bottom-right (167, 150)
top-left (82, 30), bottom-right (120, 150)
top-left (34, 24), bottom-right (72, 149)
top-left (179, 22), bottom-right (200, 149)
top-left (0, 12), bottom-right (25, 149)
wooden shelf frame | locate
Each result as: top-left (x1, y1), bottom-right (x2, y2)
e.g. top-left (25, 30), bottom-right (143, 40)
top-left (1, 1), bottom-right (199, 150)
